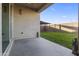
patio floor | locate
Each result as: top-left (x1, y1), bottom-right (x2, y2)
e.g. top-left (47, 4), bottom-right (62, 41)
top-left (9, 37), bottom-right (74, 56)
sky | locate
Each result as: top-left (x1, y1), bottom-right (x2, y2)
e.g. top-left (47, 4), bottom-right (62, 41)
top-left (40, 3), bottom-right (78, 24)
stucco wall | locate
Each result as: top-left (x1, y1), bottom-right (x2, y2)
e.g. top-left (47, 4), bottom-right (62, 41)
top-left (0, 3), bottom-right (2, 55)
top-left (13, 4), bottom-right (40, 39)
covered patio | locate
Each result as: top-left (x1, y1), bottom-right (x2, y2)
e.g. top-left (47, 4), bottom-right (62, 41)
top-left (9, 38), bottom-right (74, 56)
top-left (1, 3), bottom-right (53, 55)
top-left (0, 3), bottom-right (78, 56)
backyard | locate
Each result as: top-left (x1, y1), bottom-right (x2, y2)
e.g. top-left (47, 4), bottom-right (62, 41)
top-left (40, 32), bottom-right (76, 49)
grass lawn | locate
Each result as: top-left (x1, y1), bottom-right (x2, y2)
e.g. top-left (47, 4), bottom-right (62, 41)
top-left (40, 32), bottom-right (76, 49)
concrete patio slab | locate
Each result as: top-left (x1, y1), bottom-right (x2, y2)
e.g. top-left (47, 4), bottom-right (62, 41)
top-left (9, 37), bottom-right (74, 56)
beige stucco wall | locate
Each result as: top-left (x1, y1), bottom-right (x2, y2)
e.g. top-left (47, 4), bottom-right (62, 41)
top-left (0, 3), bottom-right (2, 55)
top-left (13, 4), bottom-right (40, 39)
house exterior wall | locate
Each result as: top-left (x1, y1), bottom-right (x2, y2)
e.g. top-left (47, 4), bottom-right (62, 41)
top-left (0, 3), bottom-right (2, 55)
top-left (13, 4), bottom-right (40, 39)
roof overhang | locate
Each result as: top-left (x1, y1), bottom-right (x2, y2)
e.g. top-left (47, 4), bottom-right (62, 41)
top-left (40, 21), bottom-right (50, 24)
top-left (38, 3), bottom-right (53, 13)
top-left (15, 3), bottom-right (53, 13)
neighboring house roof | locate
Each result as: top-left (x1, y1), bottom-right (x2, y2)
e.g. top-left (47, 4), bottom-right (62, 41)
top-left (15, 3), bottom-right (53, 12)
top-left (40, 21), bottom-right (50, 24)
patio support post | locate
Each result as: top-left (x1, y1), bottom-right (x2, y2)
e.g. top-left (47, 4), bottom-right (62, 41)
top-left (77, 29), bottom-right (79, 55)
top-left (78, 4), bottom-right (79, 55)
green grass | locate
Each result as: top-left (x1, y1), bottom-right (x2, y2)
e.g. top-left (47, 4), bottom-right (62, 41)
top-left (40, 32), bottom-right (76, 49)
